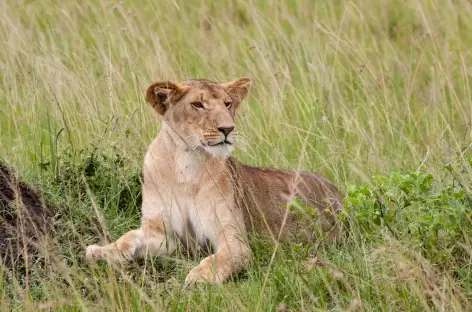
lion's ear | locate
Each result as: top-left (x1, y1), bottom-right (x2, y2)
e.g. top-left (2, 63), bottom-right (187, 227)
top-left (145, 81), bottom-right (188, 115)
top-left (222, 77), bottom-right (251, 105)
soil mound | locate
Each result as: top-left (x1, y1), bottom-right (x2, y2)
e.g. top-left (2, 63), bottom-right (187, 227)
top-left (0, 161), bottom-right (54, 267)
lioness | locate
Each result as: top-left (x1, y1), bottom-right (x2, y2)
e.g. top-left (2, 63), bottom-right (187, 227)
top-left (86, 78), bottom-right (342, 285)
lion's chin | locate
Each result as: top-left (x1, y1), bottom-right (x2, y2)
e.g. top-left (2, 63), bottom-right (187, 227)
top-left (204, 144), bottom-right (234, 158)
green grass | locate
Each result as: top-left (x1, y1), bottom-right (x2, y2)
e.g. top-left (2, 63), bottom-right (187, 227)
top-left (1, 0), bottom-right (472, 310)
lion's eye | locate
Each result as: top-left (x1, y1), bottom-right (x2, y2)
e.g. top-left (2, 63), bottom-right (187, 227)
top-left (191, 101), bottom-right (204, 109)
top-left (224, 101), bottom-right (232, 108)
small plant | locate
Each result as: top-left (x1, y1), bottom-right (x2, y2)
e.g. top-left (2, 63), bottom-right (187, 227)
top-left (345, 167), bottom-right (472, 266)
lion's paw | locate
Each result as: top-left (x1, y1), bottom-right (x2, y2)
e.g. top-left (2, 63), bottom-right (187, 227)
top-left (184, 262), bottom-right (222, 287)
top-left (85, 244), bottom-right (103, 263)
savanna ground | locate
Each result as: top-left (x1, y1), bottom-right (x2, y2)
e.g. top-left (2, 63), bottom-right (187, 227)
top-left (1, 0), bottom-right (472, 311)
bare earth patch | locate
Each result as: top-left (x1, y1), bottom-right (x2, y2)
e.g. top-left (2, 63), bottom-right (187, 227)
top-left (0, 162), bottom-right (54, 268)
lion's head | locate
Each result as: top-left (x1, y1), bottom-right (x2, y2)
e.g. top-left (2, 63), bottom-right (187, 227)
top-left (145, 78), bottom-right (251, 157)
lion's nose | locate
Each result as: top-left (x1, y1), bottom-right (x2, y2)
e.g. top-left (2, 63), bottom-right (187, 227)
top-left (218, 126), bottom-right (235, 137)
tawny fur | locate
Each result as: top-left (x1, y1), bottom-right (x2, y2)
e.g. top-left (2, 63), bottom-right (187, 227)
top-left (86, 78), bottom-right (343, 285)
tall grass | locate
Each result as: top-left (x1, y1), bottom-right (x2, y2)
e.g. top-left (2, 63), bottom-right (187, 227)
top-left (1, 0), bottom-right (471, 310)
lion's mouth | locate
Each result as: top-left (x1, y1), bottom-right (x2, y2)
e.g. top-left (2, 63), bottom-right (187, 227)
top-left (208, 140), bottom-right (232, 147)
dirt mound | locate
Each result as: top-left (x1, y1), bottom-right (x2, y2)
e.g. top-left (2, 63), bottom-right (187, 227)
top-left (0, 161), bottom-right (54, 268)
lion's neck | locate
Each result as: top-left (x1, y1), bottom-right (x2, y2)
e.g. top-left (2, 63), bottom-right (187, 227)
top-left (156, 124), bottom-right (228, 184)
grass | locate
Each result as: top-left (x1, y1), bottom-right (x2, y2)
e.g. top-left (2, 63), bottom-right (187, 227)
top-left (1, 0), bottom-right (472, 310)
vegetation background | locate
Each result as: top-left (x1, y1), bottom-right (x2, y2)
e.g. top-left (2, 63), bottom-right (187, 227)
top-left (1, 0), bottom-right (471, 310)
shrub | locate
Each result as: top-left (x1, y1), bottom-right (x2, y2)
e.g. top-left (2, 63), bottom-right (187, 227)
top-left (345, 165), bottom-right (472, 266)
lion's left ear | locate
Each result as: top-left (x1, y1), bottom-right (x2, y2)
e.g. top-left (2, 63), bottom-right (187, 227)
top-left (221, 77), bottom-right (252, 105)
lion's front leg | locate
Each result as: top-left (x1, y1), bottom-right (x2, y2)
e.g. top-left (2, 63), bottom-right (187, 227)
top-left (85, 217), bottom-right (176, 263)
top-left (184, 229), bottom-right (250, 286)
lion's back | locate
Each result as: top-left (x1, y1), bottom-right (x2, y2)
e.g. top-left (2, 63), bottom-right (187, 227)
top-left (227, 158), bottom-right (344, 242)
